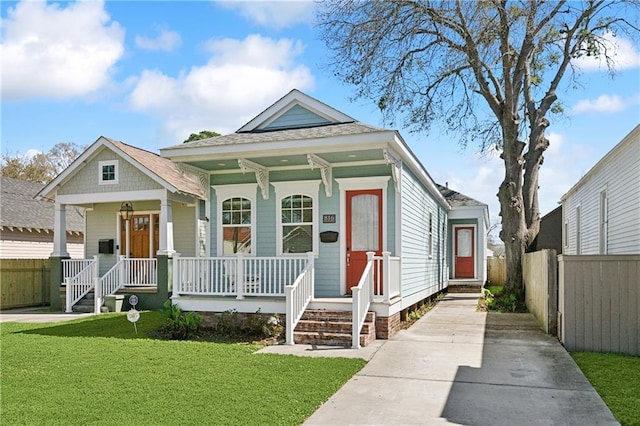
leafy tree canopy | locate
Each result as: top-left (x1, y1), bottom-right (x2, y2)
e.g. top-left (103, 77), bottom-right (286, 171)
top-left (1, 142), bottom-right (85, 184)
top-left (183, 130), bottom-right (221, 143)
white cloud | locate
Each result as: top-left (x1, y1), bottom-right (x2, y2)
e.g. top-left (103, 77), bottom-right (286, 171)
top-left (219, 0), bottom-right (315, 30)
top-left (573, 32), bottom-right (640, 72)
top-left (0, 0), bottom-right (125, 101)
top-left (571, 93), bottom-right (639, 115)
top-left (128, 34), bottom-right (314, 143)
top-left (135, 28), bottom-right (182, 52)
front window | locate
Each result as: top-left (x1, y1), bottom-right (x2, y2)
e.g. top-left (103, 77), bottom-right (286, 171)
top-left (222, 197), bottom-right (251, 255)
top-left (272, 181), bottom-right (320, 256)
top-left (213, 184), bottom-right (257, 257)
top-left (281, 194), bottom-right (313, 253)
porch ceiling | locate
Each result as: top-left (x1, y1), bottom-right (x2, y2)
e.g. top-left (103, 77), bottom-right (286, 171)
top-left (183, 148), bottom-right (386, 172)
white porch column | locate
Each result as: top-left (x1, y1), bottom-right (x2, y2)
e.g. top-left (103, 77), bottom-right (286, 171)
top-left (51, 201), bottom-right (69, 257)
top-left (157, 197), bottom-right (175, 256)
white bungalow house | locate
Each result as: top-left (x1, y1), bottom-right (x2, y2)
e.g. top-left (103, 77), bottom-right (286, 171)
top-left (561, 124), bottom-right (639, 255)
top-left (38, 89), bottom-right (488, 346)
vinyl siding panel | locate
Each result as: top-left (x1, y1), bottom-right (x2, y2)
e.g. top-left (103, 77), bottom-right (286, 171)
top-left (563, 132), bottom-right (640, 255)
top-left (58, 148), bottom-right (162, 195)
top-left (86, 203), bottom-right (121, 275)
top-left (400, 165), bottom-right (442, 297)
top-left (1, 240), bottom-right (84, 259)
top-left (264, 105), bottom-right (331, 130)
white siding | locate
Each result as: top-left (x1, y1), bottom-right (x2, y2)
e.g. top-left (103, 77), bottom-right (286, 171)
top-left (0, 240), bottom-right (84, 259)
top-left (563, 126), bottom-right (640, 255)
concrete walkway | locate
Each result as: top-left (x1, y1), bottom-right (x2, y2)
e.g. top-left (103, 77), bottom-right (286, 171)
top-left (301, 293), bottom-right (617, 425)
top-left (0, 307), bottom-right (94, 323)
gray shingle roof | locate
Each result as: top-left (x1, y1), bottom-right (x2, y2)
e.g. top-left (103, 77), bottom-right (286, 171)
top-left (437, 184), bottom-right (487, 207)
top-left (1, 176), bottom-right (84, 232)
top-left (164, 122), bottom-right (386, 150)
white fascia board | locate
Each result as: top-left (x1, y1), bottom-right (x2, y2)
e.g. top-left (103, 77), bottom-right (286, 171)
top-left (161, 131), bottom-right (393, 163)
top-left (389, 133), bottom-right (450, 210)
top-left (561, 124), bottom-right (639, 202)
top-left (237, 89), bottom-right (355, 132)
top-left (56, 189), bottom-right (167, 205)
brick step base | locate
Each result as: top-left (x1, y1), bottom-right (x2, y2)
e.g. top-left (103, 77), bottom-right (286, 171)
top-left (294, 309), bottom-right (376, 347)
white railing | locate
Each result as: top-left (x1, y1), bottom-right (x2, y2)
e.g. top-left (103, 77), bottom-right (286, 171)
top-left (173, 254), bottom-right (309, 299)
top-left (124, 258), bottom-right (157, 286)
top-left (62, 258), bottom-right (96, 284)
top-left (65, 256), bottom-right (98, 313)
top-left (352, 252), bottom-right (376, 348)
top-left (285, 253), bottom-right (315, 345)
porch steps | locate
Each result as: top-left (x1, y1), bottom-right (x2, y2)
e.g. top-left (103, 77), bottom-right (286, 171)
top-left (71, 292), bottom-right (108, 313)
top-left (294, 310), bottom-right (376, 347)
top-left (448, 280), bottom-right (484, 293)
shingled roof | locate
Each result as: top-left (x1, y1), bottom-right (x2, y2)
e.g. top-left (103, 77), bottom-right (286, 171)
top-left (437, 184), bottom-right (487, 207)
top-left (163, 122), bottom-right (385, 150)
top-left (1, 176), bottom-right (84, 233)
top-left (105, 138), bottom-right (205, 198)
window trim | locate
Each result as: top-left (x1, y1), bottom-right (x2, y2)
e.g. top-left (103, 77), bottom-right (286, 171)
top-left (98, 160), bottom-right (118, 185)
top-left (212, 184), bottom-right (257, 257)
top-left (272, 181), bottom-right (321, 256)
top-left (599, 187), bottom-right (608, 254)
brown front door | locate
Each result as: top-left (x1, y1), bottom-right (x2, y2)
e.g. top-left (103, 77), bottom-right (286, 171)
top-left (346, 189), bottom-right (383, 293)
top-left (454, 226), bottom-right (475, 278)
top-left (121, 214), bottom-right (159, 258)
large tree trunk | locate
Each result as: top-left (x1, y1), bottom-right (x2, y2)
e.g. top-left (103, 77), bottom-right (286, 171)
top-left (498, 123), bottom-right (527, 301)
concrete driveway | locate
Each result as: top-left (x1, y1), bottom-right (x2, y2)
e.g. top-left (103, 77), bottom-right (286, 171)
top-left (304, 293), bottom-right (617, 425)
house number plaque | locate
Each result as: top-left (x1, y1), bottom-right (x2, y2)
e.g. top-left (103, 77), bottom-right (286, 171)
top-left (322, 214), bottom-right (336, 224)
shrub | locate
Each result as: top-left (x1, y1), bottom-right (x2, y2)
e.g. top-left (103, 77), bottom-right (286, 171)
top-left (158, 300), bottom-right (204, 340)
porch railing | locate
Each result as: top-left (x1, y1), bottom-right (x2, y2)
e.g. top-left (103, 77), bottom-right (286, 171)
top-left (285, 253), bottom-right (315, 345)
top-left (63, 258), bottom-right (96, 284)
top-left (173, 254), bottom-right (309, 298)
top-left (64, 256), bottom-right (98, 313)
top-left (352, 251), bottom-right (401, 348)
top-left (124, 257), bottom-right (157, 286)
top-left (352, 252), bottom-right (376, 348)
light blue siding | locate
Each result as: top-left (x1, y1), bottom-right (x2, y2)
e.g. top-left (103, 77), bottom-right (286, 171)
top-left (400, 165), bottom-right (444, 297)
top-left (264, 105), bottom-right (331, 130)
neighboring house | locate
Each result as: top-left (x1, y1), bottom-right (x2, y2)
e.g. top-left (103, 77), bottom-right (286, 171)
top-left (531, 205), bottom-right (563, 254)
top-left (38, 89), bottom-right (489, 345)
top-left (1, 177), bottom-right (84, 259)
top-left (437, 184), bottom-right (489, 286)
top-left (561, 124), bottom-right (640, 254)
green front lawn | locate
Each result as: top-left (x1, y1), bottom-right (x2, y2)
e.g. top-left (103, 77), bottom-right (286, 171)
top-left (572, 352), bottom-right (640, 426)
top-left (1, 312), bottom-right (365, 425)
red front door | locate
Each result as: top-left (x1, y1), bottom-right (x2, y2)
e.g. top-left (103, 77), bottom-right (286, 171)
top-left (346, 189), bottom-right (383, 293)
top-left (454, 226), bottom-right (475, 278)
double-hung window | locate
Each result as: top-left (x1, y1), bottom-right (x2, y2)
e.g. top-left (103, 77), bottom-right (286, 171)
top-left (272, 181), bottom-right (320, 255)
top-left (213, 184), bottom-right (257, 256)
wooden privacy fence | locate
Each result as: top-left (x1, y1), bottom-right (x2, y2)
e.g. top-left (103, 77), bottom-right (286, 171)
top-left (1, 259), bottom-right (51, 309)
top-left (558, 255), bottom-right (639, 356)
top-left (523, 250), bottom-right (557, 335)
top-left (487, 257), bottom-right (506, 286)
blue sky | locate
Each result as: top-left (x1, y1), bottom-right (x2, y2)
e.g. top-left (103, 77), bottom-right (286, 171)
top-left (2, 0), bottom-right (639, 230)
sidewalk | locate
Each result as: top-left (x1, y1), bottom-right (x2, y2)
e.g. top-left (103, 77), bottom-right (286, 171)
top-left (302, 293), bottom-right (617, 425)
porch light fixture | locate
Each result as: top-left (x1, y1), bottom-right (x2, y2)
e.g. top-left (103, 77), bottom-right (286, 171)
top-left (119, 201), bottom-right (134, 220)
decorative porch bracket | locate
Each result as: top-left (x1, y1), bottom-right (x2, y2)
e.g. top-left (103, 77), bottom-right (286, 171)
top-left (238, 159), bottom-right (269, 200)
top-left (307, 153), bottom-right (332, 197)
top-left (383, 149), bottom-right (401, 192)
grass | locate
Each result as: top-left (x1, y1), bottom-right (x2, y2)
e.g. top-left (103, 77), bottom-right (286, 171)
top-left (572, 352), bottom-right (640, 426)
top-left (1, 312), bottom-right (366, 425)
